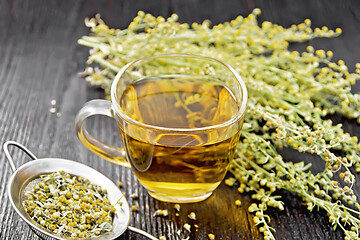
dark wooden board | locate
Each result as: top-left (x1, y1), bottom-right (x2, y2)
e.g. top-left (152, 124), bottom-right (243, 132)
top-left (0, 0), bottom-right (359, 239)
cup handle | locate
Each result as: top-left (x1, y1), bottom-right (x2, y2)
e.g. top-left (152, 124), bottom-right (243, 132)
top-left (75, 99), bottom-right (130, 167)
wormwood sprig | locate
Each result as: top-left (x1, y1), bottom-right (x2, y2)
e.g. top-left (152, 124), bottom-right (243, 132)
top-left (78, 9), bottom-right (360, 239)
top-left (23, 171), bottom-right (116, 238)
top-left (230, 132), bottom-right (360, 240)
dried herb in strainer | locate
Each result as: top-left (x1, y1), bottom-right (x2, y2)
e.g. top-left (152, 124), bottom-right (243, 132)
top-left (23, 171), bottom-right (116, 238)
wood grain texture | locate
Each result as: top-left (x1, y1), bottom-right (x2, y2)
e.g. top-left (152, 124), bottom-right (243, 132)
top-left (0, 0), bottom-right (359, 239)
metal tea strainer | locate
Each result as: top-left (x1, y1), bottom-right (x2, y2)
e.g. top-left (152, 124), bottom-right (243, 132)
top-left (3, 141), bottom-right (159, 240)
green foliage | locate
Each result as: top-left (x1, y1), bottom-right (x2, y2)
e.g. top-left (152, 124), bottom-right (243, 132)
top-left (78, 9), bottom-right (360, 239)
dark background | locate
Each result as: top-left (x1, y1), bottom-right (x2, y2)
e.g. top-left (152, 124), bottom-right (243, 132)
top-left (0, 0), bottom-right (359, 239)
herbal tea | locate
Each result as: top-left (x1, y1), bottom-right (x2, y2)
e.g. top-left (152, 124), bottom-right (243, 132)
top-left (75, 54), bottom-right (247, 203)
top-left (118, 76), bottom-right (243, 202)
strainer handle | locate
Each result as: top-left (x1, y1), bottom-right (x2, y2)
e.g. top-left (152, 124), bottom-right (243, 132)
top-left (128, 226), bottom-right (159, 240)
top-left (3, 141), bottom-right (38, 172)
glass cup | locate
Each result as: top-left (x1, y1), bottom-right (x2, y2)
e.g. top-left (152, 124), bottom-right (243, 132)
top-left (75, 54), bottom-right (247, 203)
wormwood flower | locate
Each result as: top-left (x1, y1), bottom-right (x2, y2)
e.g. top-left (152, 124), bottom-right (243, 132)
top-left (208, 233), bottom-right (215, 240)
top-left (183, 223), bottom-right (191, 232)
top-left (188, 212), bottom-right (196, 220)
top-left (154, 209), bottom-right (169, 217)
top-left (174, 204), bottom-right (181, 212)
top-left (78, 9), bottom-right (360, 240)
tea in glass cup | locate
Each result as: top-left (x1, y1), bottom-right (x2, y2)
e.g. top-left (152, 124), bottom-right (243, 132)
top-left (75, 54), bottom-right (247, 203)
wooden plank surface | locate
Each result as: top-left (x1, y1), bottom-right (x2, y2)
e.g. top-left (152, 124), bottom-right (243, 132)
top-left (0, 0), bottom-right (359, 239)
